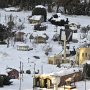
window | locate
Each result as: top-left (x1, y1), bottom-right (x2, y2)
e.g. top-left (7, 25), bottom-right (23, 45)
top-left (49, 60), bottom-right (53, 64)
top-left (82, 53), bottom-right (84, 57)
top-left (85, 53), bottom-right (87, 57)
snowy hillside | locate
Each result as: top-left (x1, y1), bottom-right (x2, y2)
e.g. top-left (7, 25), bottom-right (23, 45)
top-left (0, 8), bottom-right (90, 90)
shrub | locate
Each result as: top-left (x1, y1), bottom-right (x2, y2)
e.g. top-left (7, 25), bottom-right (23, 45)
top-left (0, 76), bottom-right (4, 87)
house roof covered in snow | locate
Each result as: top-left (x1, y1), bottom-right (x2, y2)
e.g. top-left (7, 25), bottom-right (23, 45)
top-left (50, 68), bottom-right (82, 77)
top-left (30, 15), bottom-right (42, 21)
top-left (35, 5), bottom-right (46, 9)
top-left (4, 7), bottom-right (19, 12)
top-left (16, 43), bottom-right (29, 47)
top-left (32, 32), bottom-right (46, 38)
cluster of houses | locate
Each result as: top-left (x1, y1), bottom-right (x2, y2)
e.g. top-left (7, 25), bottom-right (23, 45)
top-left (1, 5), bottom-right (90, 89)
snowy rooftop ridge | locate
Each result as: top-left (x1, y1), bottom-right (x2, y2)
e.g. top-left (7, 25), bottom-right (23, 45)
top-left (30, 15), bottom-right (42, 20)
top-left (50, 68), bottom-right (81, 77)
top-left (4, 7), bottom-right (19, 12)
top-left (35, 5), bottom-right (46, 9)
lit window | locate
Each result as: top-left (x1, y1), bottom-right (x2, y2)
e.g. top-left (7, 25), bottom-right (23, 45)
top-left (85, 53), bottom-right (87, 57)
top-left (82, 53), bottom-right (84, 57)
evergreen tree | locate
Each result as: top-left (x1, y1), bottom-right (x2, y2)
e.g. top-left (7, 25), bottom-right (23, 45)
top-left (0, 24), bottom-right (9, 42)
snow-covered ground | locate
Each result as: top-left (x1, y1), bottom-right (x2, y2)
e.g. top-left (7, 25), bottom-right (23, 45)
top-left (0, 8), bottom-right (90, 90)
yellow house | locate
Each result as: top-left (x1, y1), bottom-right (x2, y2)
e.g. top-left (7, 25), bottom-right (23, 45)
top-left (34, 74), bottom-right (53, 88)
top-left (48, 54), bottom-right (62, 65)
top-left (75, 48), bottom-right (90, 65)
top-left (34, 68), bottom-right (82, 89)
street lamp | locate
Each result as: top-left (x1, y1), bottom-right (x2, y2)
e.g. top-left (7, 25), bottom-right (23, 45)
top-left (31, 62), bottom-right (36, 90)
top-left (84, 63), bottom-right (87, 90)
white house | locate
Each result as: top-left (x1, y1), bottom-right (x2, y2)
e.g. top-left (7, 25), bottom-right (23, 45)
top-left (28, 15), bottom-right (44, 24)
top-left (17, 43), bottom-right (32, 51)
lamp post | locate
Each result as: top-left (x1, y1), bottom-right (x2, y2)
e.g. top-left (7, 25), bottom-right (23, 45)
top-left (31, 62), bottom-right (36, 90)
top-left (19, 61), bottom-right (22, 90)
top-left (84, 63), bottom-right (87, 90)
top-left (64, 34), bottom-right (66, 62)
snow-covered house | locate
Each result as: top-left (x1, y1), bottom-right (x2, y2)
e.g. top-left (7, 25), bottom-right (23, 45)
top-left (48, 54), bottom-right (62, 65)
top-left (34, 36), bottom-right (46, 43)
top-left (34, 68), bottom-right (82, 89)
top-left (4, 7), bottom-right (20, 12)
top-left (48, 13), bottom-right (68, 26)
top-left (28, 15), bottom-right (44, 24)
top-left (17, 43), bottom-right (32, 51)
top-left (76, 47), bottom-right (90, 65)
top-left (15, 32), bottom-right (25, 42)
top-left (33, 33), bottom-right (47, 43)
top-left (7, 69), bottom-right (19, 79)
top-left (32, 5), bottom-right (47, 22)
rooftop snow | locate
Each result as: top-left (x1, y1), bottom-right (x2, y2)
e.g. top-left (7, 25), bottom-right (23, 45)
top-left (35, 5), bottom-right (46, 9)
top-left (50, 68), bottom-right (81, 77)
top-left (30, 15), bottom-right (42, 20)
top-left (4, 7), bottom-right (19, 11)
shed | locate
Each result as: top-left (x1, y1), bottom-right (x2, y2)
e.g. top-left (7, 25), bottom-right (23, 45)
top-left (28, 15), bottom-right (44, 24)
top-left (48, 54), bottom-right (62, 65)
top-left (15, 32), bottom-right (25, 42)
top-left (32, 5), bottom-right (47, 22)
top-left (33, 33), bottom-right (46, 43)
top-left (17, 43), bottom-right (32, 51)
top-left (7, 69), bottom-right (19, 79)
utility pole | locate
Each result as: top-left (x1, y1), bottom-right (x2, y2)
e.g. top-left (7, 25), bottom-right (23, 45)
top-left (22, 62), bottom-right (23, 81)
top-left (41, 64), bottom-right (43, 74)
top-left (32, 62), bottom-right (36, 90)
top-left (85, 64), bottom-right (87, 90)
top-left (19, 61), bottom-right (22, 90)
top-left (64, 34), bottom-right (66, 62)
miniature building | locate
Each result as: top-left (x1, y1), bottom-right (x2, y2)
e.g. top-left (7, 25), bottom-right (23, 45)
top-left (48, 54), bottom-right (62, 65)
top-left (34, 24), bottom-right (47, 31)
top-left (76, 48), bottom-right (90, 65)
top-left (15, 32), bottom-right (25, 42)
top-left (60, 28), bottom-right (73, 42)
top-left (29, 15), bottom-right (44, 24)
top-left (32, 5), bottom-right (47, 22)
top-left (34, 36), bottom-right (46, 43)
top-left (34, 74), bottom-right (53, 88)
top-left (34, 68), bottom-right (82, 89)
top-left (17, 43), bottom-right (31, 51)
top-left (7, 69), bottom-right (19, 79)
